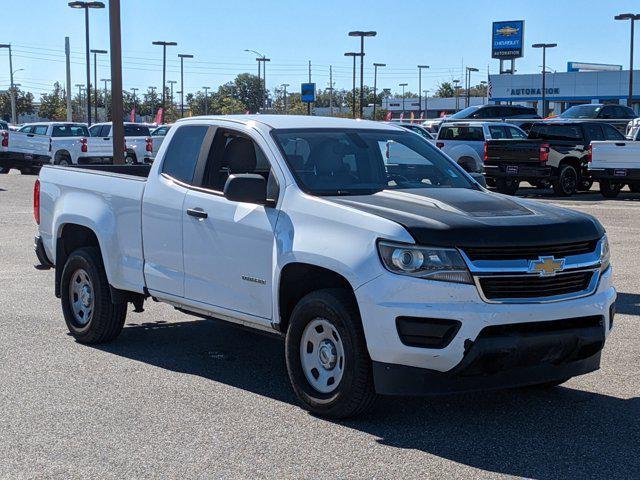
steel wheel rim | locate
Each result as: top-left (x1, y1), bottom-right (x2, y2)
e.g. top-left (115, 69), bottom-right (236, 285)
top-left (69, 268), bottom-right (94, 327)
top-left (300, 318), bottom-right (345, 394)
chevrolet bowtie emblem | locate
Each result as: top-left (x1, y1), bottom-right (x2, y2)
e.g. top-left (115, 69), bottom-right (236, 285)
top-left (528, 256), bottom-right (565, 277)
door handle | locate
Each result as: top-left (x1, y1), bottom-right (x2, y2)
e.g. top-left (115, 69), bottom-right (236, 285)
top-left (27, 134), bottom-right (34, 137)
top-left (186, 208), bottom-right (208, 219)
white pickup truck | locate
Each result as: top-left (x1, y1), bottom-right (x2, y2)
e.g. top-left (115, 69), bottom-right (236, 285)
top-left (88, 122), bottom-right (154, 164)
top-left (0, 122), bottom-right (115, 174)
top-left (34, 115), bottom-right (615, 418)
top-left (589, 140), bottom-right (640, 197)
top-left (150, 124), bottom-right (172, 157)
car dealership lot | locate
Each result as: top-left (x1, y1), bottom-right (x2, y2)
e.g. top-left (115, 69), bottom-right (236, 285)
top-left (1, 173), bottom-right (638, 479)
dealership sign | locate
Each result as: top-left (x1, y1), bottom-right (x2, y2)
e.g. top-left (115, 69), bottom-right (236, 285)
top-left (510, 87), bottom-right (560, 96)
top-left (301, 83), bottom-right (316, 103)
top-left (492, 20), bottom-right (524, 59)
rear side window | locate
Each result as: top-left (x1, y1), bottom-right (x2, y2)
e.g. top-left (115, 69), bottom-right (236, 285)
top-left (488, 126), bottom-right (508, 139)
top-left (603, 124), bottom-right (624, 140)
top-left (439, 126), bottom-right (484, 141)
top-left (529, 124), bottom-right (582, 141)
top-left (161, 125), bottom-right (209, 184)
top-left (124, 124), bottom-right (151, 136)
top-left (584, 124), bottom-right (604, 141)
top-left (89, 125), bottom-right (102, 137)
top-left (52, 125), bottom-right (89, 137)
top-left (507, 126), bottom-right (527, 139)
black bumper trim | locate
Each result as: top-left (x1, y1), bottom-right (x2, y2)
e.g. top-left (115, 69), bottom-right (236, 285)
top-left (484, 164), bottom-right (553, 180)
top-left (589, 168), bottom-right (640, 182)
top-left (34, 235), bottom-right (54, 270)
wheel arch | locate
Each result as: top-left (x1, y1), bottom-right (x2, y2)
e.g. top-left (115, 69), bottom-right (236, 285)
top-left (54, 223), bottom-right (103, 298)
top-left (53, 149), bottom-right (72, 164)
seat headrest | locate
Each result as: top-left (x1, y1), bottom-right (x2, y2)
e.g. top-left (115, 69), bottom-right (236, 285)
top-left (223, 137), bottom-right (257, 173)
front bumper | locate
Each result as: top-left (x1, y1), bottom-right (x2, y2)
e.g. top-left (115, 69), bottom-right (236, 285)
top-left (355, 267), bottom-right (615, 393)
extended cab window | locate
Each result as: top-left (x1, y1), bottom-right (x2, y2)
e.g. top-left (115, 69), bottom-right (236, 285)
top-left (161, 125), bottom-right (209, 184)
top-left (603, 124), bottom-right (624, 140)
top-left (507, 126), bottom-right (527, 139)
top-left (584, 124), bottom-right (604, 141)
top-left (488, 126), bottom-right (508, 139)
top-left (439, 126), bottom-right (484, 141)
top-left (52, 125), bottom-right (89, 137)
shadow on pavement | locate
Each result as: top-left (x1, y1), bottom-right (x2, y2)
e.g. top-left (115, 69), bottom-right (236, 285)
top-left (94, 316), bottom-right (639, 479)
top-left (616, 292), bottom-right (640, 316)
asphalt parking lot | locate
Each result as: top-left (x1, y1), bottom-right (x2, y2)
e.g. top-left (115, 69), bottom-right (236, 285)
top-left (1, 172), bottom-right (638, 479)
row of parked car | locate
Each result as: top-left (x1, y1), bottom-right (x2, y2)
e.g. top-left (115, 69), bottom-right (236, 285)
top-left (391, 103), bottom-right (640, 198)
top-left (0, 121), bottom-right (172, 174)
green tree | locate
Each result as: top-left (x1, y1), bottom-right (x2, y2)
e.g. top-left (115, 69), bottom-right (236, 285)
top-left (434, 81), bottom-right (455, 98)
top-left (0, 88), bottom-right (35, 121)
top-left (39, 82), bottom-right (68, 120)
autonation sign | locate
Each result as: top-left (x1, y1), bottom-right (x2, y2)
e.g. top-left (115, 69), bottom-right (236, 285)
top-left (510, 87), bottom-right (560, 96)
top-left (492, 20), bottom-right (524, 59)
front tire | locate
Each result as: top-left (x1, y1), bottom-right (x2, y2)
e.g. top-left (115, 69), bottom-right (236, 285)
top-left (285, 289), bottom-right (376, 418)
top-left (125, 153), bottom-right (137, 165)
top-left (552, 164), bottom-right (578, 196)
top-left (600, 180), bottom-right (623, 198)
top-left (495, 178), bottom-right (519, 195)
top-left (60, 247), bottom-right (127, 344)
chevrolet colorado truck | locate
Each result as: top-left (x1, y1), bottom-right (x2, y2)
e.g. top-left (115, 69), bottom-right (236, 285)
top-left (34, 115), bottom-right (616, 418)
top-left (589, 140), bottom-right (640, 198)
top-left (484, 121), bottom-right (625, 196)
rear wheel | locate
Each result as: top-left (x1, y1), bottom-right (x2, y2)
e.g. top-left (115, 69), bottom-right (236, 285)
top-left (495, 178), bottom-right (519, 195)
top-left (629, 183), bottom-right (640, 193)
top-left (125, 153), bottom-right (136, 165)
top-left (600, 180), bottom-right (623, 198)
top-left (60, 247), bottom-right (127, 344)
top-left (285, 289), bottom-right (376, 418)
top-left (578, 179), bottom-right (594, 192)
top-left (552, 164), bottom-right (578, 197)
top-left (55, 155), bottom-right (71, 167)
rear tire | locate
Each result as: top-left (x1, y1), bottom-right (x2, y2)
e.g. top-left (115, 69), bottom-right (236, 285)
top-left (495, 178), bottom-right (519, 195)
top-left (285, 288), bottom-right (377, 418)
top-left (578, 179), bottom-right (594, 192)
top-left (60, 247), bottom-right (127, 344)
top-left (629, 183), bottom-right (640, 193)
top-left (552, 164), bottom-right (578, 197)
top-left (125, 153), bottom-right (136, 165)
top-left (600, 180), bottom-right (623, 198)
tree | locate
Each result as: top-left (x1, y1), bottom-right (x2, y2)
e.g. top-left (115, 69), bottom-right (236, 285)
top-left (38, 82), bottom-right (67, 121)
top-left (469, 82), bottom-right (488, 98)
top-left (0, 88), bottom-right (35, 121)
top-left (230, 73), bottom-right (262, 113)
top-left (434, 82), bottom-right (455, 98)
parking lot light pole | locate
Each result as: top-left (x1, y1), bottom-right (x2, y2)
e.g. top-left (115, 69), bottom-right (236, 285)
top-left (131, 87), bottom-right (138, 118)
top-left (417, 65), bottom-right (429, 118)
top-left (345, 52), bottom-right (363, 118)
top-left (168, 80), bottom-right (176, 109)
top-left (372, 62), bottom-right (386, 119)
top-left (465, 67), bottom-right (479, 108)
top-left (281, 83), bottom-right (289, 113)
top-left (532, 43), bottom-right (557, 117)
top-left (100, 78), bottom-right (110, 120)
top-left (349, 31), bottom-right (376, 118)
top-left (152, 41), bottom-right (177, 123)
top-left (178, 53), bottom-right (193, 118)
top-left (69, 1), bottom-right (105, 126)
top-left (399, 83), bottom-right (408, 116)
top-left (615, 14), bottom-right (640, 107)
top-left (148, 86), bottom-right (157, 117)
top-left (203, 86), bottom-right (210, 115)
top-left (0, 44), bottom-right (17, 124)
top-left (423, 89), bottom-right (430, 117)
top-left (90, 49), bottom-right (107, 121)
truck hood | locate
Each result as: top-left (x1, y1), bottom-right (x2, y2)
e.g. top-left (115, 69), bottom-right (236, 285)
top-left (326, 188), bottom-right (604, 247)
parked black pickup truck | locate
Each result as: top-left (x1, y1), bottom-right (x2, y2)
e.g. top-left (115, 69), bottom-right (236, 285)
top-left (484, 121), bottom-right (626, 196)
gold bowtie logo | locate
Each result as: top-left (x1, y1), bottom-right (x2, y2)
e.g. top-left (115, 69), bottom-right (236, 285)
top-left (528, 256), bottom-right (565, 276)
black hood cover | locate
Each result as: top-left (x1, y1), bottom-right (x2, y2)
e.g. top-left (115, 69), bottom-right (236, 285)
top-left (327, 188), bottom-right (604, 247)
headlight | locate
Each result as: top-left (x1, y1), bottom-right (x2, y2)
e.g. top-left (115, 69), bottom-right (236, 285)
top-left (600, 235), bottom-right (610, 272)
top-left (377, 241), bottom-right (473, 284)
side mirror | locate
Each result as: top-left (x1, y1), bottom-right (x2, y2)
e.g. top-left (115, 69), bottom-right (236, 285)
top-left (469, 172), bottom-right (487, 188)
top-left (223, 173), bottom-right (270, 205)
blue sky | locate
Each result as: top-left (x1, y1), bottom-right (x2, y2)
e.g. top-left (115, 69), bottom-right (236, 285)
top-left (2, 0), bottom-right (640, 99)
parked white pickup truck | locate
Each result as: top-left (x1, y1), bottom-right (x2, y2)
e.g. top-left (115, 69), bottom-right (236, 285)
top-left (0, 122), bottom-right (112, 174)
top-left (589, 140), bottom-right (640, 197)
top-left (34, 115), bottom-right (615, 418)
top-left (88, 122), bottom-right (154, 164)
top-left (150, 124), bottom-right (172, 157)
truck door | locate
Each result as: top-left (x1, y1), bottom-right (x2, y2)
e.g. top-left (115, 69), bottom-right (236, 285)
top-left (182, 127), bottom-right (280, 321)
top-left (142, 124), bottom-right (212, 297)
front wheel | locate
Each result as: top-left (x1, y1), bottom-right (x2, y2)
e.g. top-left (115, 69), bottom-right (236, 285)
top-left (285, 289), bottom-right (376, 418)
top-left (60, 247), bottom-right (127, 344)
top-left (552, 165), bottom-right (578, 197)
top-left (600, 180), bottom-right (623, 198)
top-left (495, 178), bottom-right (520, 195)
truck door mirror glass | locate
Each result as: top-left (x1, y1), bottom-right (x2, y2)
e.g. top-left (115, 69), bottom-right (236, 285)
top-left (223, 173), bottom-right (270, 205)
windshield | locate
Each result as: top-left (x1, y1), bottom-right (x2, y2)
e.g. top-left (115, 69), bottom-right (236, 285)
top-left (449, 106), bottom-right (480, 119)
top-left (272, 129), bottom-right (473, 196)
top-left (558, 105), bottom-right (601, 119)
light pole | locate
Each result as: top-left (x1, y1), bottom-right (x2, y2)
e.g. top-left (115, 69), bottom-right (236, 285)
top-left (465, 67), bottom-right (479, 108)
top-left (131, 87), bottom-right (138, 118)
top-left (372, 62), bottom-right (386, 120)
top-left (453, 79), bottom-right (461, 110)
top-left (399, 83), bottom-right (408, 116)
top-left (615, 13), bottom-right (640, 107)
top-left (417, 65), bottom-right (429, 118)
top-left (281, 83), bottom-right (289, 113)
top-left (68, 1), bottom-right (105, 126)
top-left (178, 53), bottom-right (193, 118)
top-left (152, 40), bottom-right (177, 123)
top-left (245, 49), bottom-right (266, 112)
top-left (168, 80), bottom-right (176, 109)
top-left (75, 84), bottom-right (85, 121)
top-left (148, 86), bottom-right (157, 117)
top-left (100, 78), bottom-right (110, 120)
top-left (348, 30), bottom-right (377, 118)
top-left (423, 89), bottom-right (430, 117)
top-left (345, 52), bottom-right (363, 118)
top-left (532, 43), bottom-right (557, 117)
top-left (0, 44), bottom-right (17, 124)
top-left (480, 81), bottom-right (487, 104)
top-left (257, 57), bottom-right (271, 110)
top-left (203, 86), bottom-right (210, 115)
top-left (90, 49), bottom-right (107, 121)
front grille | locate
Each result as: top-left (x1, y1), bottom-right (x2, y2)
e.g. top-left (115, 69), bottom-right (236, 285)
top-left (479, 271), bottom-right (594, 300)
top-left (464, 240), bottom-right (598, 261)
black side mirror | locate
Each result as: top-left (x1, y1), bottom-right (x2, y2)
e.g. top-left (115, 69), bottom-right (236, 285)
top-left (223, 174), bottom-right (270, 205)
top-left (469, 172), bottom-right (487, 188)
